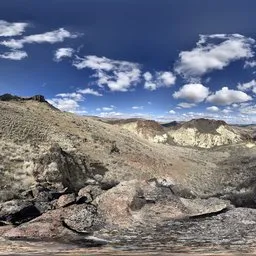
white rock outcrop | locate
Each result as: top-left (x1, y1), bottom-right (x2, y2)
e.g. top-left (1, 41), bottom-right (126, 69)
top-left (167, 125), bottom-right (242, 148)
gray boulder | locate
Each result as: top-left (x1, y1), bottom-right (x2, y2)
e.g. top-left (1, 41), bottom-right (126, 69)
top-left (62, 204), bottom-right (100, 233)
top-left (0, 200), bottom-right (40, 225)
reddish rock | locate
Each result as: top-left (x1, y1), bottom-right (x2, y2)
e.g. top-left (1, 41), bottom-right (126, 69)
top-left (3, 204), bottom-right (100, 240)
top-left (97, 180), bottom-right (187, 228)
top-left (56, 194), bottom-right (76, 208)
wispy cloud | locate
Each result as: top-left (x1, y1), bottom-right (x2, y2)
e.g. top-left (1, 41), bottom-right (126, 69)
top-left (96, 105), bottom-right (116, 112)
top-left (244, 60), bottom-right (256, 68)
top-left (73, 55), bottom-right (141, 92)
top-left (1, 28), bottom-right (79, 49)
top-left (177, 102), bottom-right (197, 108)
top-left (56, 92), bottom-right (84, 101)
top-left (0, 50), bottom-right (27, 60)
top-left (77, 88), bottom-right (103, 96)
top-left (54, 47), bottom-right (74, 62)
top-left (132, 106), bottom-right (144, 110)
top-left (237, 79), bottom-right (256, 93)
top-left (0, 20), bottom-right (29, 37)
top-left (239, 104), bottom-right (256, 115)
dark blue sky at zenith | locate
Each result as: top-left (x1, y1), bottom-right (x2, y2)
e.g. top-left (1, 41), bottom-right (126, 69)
top-left (0, 0), bottom-right (256, 123)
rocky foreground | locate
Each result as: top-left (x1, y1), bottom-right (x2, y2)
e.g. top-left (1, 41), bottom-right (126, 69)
top-left (0, 94), bottom-right (256, 254)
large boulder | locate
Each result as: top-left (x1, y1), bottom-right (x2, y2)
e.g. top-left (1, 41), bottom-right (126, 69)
top-left (97, 180), bottom-right (187, 228)
top-left (96, 179), bottom-right (232, 228)
top-left (33, 144), bottom-right (87, 192)
top-left (33, 144), bottom-right (109, 193)
top-left (3, 209), bottom-right (66, 239)
top-left (62, 204), bottom-right (101, 233)
top-left (3, 204), bottom-right (101, 241)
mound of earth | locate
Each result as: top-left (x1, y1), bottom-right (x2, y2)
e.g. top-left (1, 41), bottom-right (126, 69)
top-left (167, 118), bottom-right (243, 148)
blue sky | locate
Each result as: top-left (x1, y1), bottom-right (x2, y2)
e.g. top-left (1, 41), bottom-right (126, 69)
top-left (0, 0), bottom-right (256, 123)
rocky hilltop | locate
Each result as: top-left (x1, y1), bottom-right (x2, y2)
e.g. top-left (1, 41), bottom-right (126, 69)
top-left (0, 94), bottom-right (256, 253)
top-left (167, 118), bottom-right (244, 148)
top-left (0, 93), bottom-right (46, 102)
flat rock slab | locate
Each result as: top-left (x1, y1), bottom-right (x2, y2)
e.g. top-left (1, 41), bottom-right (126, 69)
top-left (180, 197), bottom-right (231, 217)
top-left (97, 180), bottom-right (187, 228)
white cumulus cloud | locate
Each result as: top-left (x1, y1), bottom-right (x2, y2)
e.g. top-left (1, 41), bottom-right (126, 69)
top-left (48, 91), bottom-right (85, 112)
top-left (144, 81), bottom-right (157, 91)
top-left (207, 87), bottom-right (252, 105)
top-left (175, 34), bottom-right (255, 80)
top-left (143, 72), bottom-right (153, 81)
top-left (48, 98), bottom-right (80, 112)
top-left (173, 83), bottom-right (209, 103)
top-left (143, 71), bottom-right (176, 91)
top-left (157, 71), bottom-right (176, 86)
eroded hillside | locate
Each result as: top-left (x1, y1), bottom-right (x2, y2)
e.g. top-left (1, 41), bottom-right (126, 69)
top-left (112, 117), bottom-right (253, 148)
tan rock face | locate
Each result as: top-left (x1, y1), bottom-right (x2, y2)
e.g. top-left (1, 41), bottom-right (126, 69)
top-left (167, 125), bottom-right (242, 148)
top-left (117, 120), bottom-right (165, 142)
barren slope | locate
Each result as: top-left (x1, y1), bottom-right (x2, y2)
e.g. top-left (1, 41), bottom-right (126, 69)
top-left (0, 98), bottom-right (255, 199)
